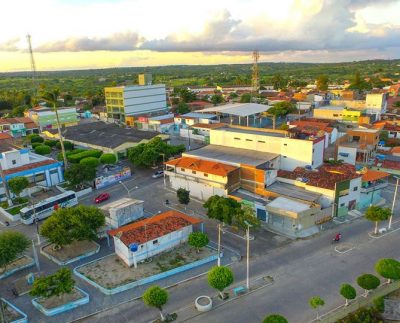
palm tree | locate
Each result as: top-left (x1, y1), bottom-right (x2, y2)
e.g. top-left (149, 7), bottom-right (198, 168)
top-left (41, 89), bottom-right (68, 167)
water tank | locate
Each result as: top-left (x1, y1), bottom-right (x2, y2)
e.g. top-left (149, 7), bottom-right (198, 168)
top-left (129, 243), bottom-right (138, 252)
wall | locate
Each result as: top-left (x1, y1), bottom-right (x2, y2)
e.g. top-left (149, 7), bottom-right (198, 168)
top-left (123, 85), bottom-right (167, 116)
top-left (330, 99), bottom-right (366, 110)
top-left (337, 146), bottom-right (357, 165)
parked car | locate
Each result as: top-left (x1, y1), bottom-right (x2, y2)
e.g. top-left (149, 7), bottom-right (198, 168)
top-left (94, 192), bottom-right (110, 204)
top-left (152, 170), bottom-right (164, 179)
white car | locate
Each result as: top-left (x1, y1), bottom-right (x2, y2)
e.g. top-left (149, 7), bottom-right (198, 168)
top-left (152, 170), bottom-right (164, 178)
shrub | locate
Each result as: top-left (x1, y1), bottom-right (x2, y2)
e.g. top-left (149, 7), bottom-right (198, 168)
top-left (44, 140), bottom-right (58, 147)
top-left (357, 274), bottom-right (380, 295)
top-left (263, 314), bottom-right (288, 323)
top-left (56, 140), bottom-right (74, 150)
top-left (336, 307), bottom-right (382, 323)
top-left (373, 296), bottom-right (385, 313)
top-left (67, 150), bottom-right (102, 163)
top-left (32, 142), bottom-right (42, 149)
top-left (99, 153), bottom-right (117, 164)
top-left (80, 157), bottom-right (100, 168)
top-left (375, 258), bottom-right (400, 283)
top-left (34, 145), bottom-right (52, 155)
top-left (30, 135), bottom-right (44, 143)
top-left (30, 268), bottom-right (74, 298)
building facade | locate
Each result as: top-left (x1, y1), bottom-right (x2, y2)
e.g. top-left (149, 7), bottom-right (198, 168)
top-left (26, 107), bottom-right (78, 130)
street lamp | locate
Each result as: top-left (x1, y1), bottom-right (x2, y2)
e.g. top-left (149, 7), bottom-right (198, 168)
top-left (244, 220), bottom-right (253, 290)
top-left (389, 176), bottom-right (400, 230)
top-left (217, 224), bottom-right (221, 267)
top-left (160, 153), bottom-right (166, 187)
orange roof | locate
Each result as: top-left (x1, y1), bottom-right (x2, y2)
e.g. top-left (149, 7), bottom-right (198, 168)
top-left (191, 123), bottom-right (225, 129)
top-left (391, 146), bottom-right (400, 154)
top-left (166, 157), bottom-right (237, 176)
top-left (0, 133), bottom-right (12, 140)
top-left (362, 169), bottom-right (390, 182)
top-left (108, 210), bottom-right (202, 246)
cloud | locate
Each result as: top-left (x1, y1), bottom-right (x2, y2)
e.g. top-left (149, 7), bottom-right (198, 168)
top-left (35, 32), bottom-right (143, 52)
top-left (0, 38), bottom-right (20, 52)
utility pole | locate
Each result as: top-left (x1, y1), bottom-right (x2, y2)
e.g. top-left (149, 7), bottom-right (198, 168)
top-left (244, 220), bottom-right (253, 290)
top-left (389, 176), bottom-right (399, 230)
top-left (251, 51), bottom-right (260, 103)
top-left (217, 223), bottom-right (221, 267)
top-left (26, 34), bottom-right (37, 96)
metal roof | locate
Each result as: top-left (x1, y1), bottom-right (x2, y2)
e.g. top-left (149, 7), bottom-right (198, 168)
top-left (197, 103), bottom-right (271, 117)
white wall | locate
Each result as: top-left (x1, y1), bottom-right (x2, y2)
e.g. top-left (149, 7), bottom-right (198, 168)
top-left (337, 146), bottom-right (357, 165)
top-left (0, 150), bottom-right (30, 170)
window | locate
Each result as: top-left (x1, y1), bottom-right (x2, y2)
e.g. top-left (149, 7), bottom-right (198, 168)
top-left (153, 239), bottom-right (158, 245)
top-left (12, 160), bottom-right (16, 165)
top-left (353, 187), bottom-right (358, 191)
top-left (180, 168), bottom-right (185, 172)
top-left (333, 114), bottom-right (339, 117)
top-left (258, 140), bottom-right (265, 143)
top-left (283, 156), bottom-right (287, 158)
top-left (340, 203), bottom-right (345, 207)
top-left (234, 137), bottom-right (241, 140)
top-left (313, 149), bottom-right (315, 153)
top-left (192, 171), bottom-right (196, 174)
top-left (283, 143), bottom-right (287, 146)
top-left (246, 139), bottom-right (253, 142)
top-left (204, 173), bottom-right (208, 177)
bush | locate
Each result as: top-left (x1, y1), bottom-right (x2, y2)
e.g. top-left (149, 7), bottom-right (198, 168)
top-left (357, 274), bottom-right (380, 294)
top-left (373, 296), bottom-right (385, 313)
top-left (80, 157), bottom-right (100, 168)
top-left (56, 140), bottom-right (74, 150)
top-left (336, 307), bottom-right (382, 323)
top-left (34, 145), bottom-right (52, 155)
top-left (30, 135), bottom-right (44, 143)
top-left (100, 153), bottom-right (117, 164)
top-left (57, 149), bottom-right (86, 161)
top-left (263, 314), bottom-right (288, 323)
top-left (44, 140), bottom-right (58, 147)
top-left (30, 268), bottom-right (74, 298)
top-left (32, 142), bottom-right (42, 149)
top-left (67, 150), bottom-right (102, 163)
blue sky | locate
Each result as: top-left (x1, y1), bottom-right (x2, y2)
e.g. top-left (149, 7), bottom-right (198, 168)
top-left (1, 0), bottom-right (400, 71)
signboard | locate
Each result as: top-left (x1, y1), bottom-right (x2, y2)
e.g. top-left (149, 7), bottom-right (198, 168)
top-left (95, 167), bottom-right (131, 189)
top-left (138, 117), bottom-right (148, 123)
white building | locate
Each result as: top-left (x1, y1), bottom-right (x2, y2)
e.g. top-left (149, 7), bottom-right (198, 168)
top-left (100, 198), bottom-right (144, 229)
top-left (108, 210), bottom-right (202, 267)
top-left (365, 93), bottom-right (388, 119)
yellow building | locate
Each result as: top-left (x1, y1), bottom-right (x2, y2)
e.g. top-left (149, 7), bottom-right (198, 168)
top-left (313, 106), bottom-right (362, 123)
top-left (104, 87), bottom-right (125, 122)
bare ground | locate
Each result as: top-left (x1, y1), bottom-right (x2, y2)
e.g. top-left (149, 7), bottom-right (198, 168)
top-left (2, 302), bottom-right (23, 322)
top-left (0, 255), bottom-right (32, 275)
top-left (77, 244), bottom-right (215, 289)
top-left (42, 240), bottom-right (98, 262)
top-left (36, 288), bottom-right (84, 309)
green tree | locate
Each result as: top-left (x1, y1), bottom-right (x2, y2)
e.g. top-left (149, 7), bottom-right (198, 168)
top-left (375, 258), bottom-right (400, 283)
top-left (240, 93), bottom-right (251, 103)
top-left (40, 205), bottom-right (105, 249)
top-left (211, 94), bottom-right (224, 106)
top-left (316, 75), bottom-right (329, 91)
top-left (267, 101), bottom-right (296, 129)
top-left (207, 266), bottom-right (234, 299)
top-left (30, 268), bottom-right (74, 298)
top-left (365, 206), bottom-right (391, 235)
top-left (34, 145), bottom-right (52, 155)
top-left (188, 232), bottom-right (209, 253)
top-left (0, 231), bottom-right (30, 271)
top-left (64, 163), bottom-right (96, 189)
top-left (41, 89), bottom-right (68, 167)
top-left (142, 285), bottom-right (168, 321)
top-left (203, 195), bottom-right (241, 225)
top-left (100, 153), bottom-right (117, 164)
top-left (30, 135), bottom-right (44, 144)
top-left (177, 88), bottom-right (196, 103)
top-left (176, 102), bottom-right (190, 114)
top-left (272, 74), bottom-right (285, 90)
top-left (263, 314), bottom-right (288, 323)
top-left (80, 157), bottom-right (100, 168)
top-left (379, 131), bottom-right (388, 143)
top-left (339, 283), bottom-right (356, 306)
top-left (357, 274), bottom-right (380, 296)
top-left (56, 140), bottom-right (74, 150)
top-left (44, 140), bottom-right (58, 147)
top-left (8, 176), bottom-right (29, 197)
top-left (177, 188), bottom-right (190, 207)
top-left (233, 205), bottom-right (261, 232)
top-left (309, 296), bottom-right (325, 320)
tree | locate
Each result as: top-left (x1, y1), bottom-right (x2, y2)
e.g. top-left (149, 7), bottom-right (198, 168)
top-left (211, 94), bottom-right (223, 106)
top-left (64, 163), bottom-right (96, 189)
top-left (34, 145), bottom-right (51, 155)
top-left (263, 314), bottom-right (288, 323)
top-left (30, 268), bottom-right (74, 298)
top-left (100, 153), bottom-right (117, 164)
top-left (267, 101), bottom-right (296, 129)
top-left (233, 205), bottom-right (261, 232)
top-left (379, 131), bottom-right (389, 143)
top-left (177, 188), bottom-right (190, 207)
top-left (272, 74), bottom-right (285, 90)
top-left (207, 266), bottom-right (234, 299)
top-left (142, 285), bottom-right (168, 321)
top-left (375, 258), bottom-right (400, 283)
top-left (339, 283), bottom-right (356, 306)
top-left (30, 135), bottom-right (44, 144)
top-left (8, 176), bottom-right (29, 197)
top-left (41, 89), bottom-right (68, 167)
top-left (203, 195), bottom-right (241, 225)
top-left (40, 205), bottom-right (105, 249)
top-left (357, 274), bottom-right (380, 296)
top-left (80, 157), bottom-right (100, 168)
top-left (0, 231), bottom-right (30, 271)
top-left (56, 140), bottom-right (74, 150)
top-left (240, 93), bottom-right (251, 103)
top-left (309, 296), bottom-right (325, 320)
top-left (44, 140), bottom-right (58, 147)
top-left (316, 75), bottom-right (329, 91)
top-left (176, 102), bottom-right (190, 114)
top-left (188, 232), bottom-right (209, 253)
top-left (365, 206), bottom-right (391, 235)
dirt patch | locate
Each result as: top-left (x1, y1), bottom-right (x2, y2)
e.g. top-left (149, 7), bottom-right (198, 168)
top-left (2, 301), bottom-right (23, 322)
top-left (42, 240), bottom-right (98, 262)
top-left (78, 244), bottom-right (215, 289)
top-left (36, 288), bottom-right (84, 309)
top-left (0, 256), bottom-right (32, 275)
top-left (386, 288), bottom-right (400, 300)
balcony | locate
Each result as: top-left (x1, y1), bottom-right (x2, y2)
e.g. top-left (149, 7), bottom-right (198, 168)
top-left (361, 180), bottom-right (388, 193)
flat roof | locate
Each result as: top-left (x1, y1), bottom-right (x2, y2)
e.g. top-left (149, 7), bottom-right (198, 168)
top-left (267, 181), bottom-right (321, 202)
top-left (230, 189), bottom-right (268, 205)
top-left (149, 114), bottom-right (174, 121)
top-left (268, 197), bottom-right (311, 212)
top-left (100, 197), bottom-right (144, 213)
top-left (349, 128), bottom-right (380, 133)
top-left (183, 145), bottom-right (279, 167)
top-left (314, 106), bottom-right (344, 111)
top-left (213, 126), bottom-right (286, 138)
top-left (198, 103), bottom-right (271, 117)
top-left (180, 112), bottom-right (216, 119)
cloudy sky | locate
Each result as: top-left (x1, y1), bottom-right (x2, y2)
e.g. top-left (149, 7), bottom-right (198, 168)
top-left (1, 0), bottom-right (400, 71)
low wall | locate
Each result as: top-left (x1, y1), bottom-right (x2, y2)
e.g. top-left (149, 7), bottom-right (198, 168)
top-left (56, 185), bottom-right (92, 198)
top-left (1, 298), bottom-right (28, 323)
top-left (179, 129), bottom-right (206, 142)
top-left (0, 207), bottom-right (17, 221)
top-left (31, 287), bottom-right (89, 317)
top-left (0, 255), bottom-right (35, 280)
top-left (74, 252), bottom-right (218, 295)
top-left (40, 242), bottom-right (100, 266)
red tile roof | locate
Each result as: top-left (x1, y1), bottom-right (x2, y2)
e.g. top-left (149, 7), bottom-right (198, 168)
top-left (0, 133), bottom-right (12, 140)
top-left (166, 157), bottom-right (237, 176)
top-left (361, 169), bottom-right (389, 182)
top-left (108, 210), bottom-right (202, 246)
top-left (3, 159), bottom-right (59, 176)
top-left (374, 159), bottom-right (400, 171)
top-left (278, 163), bottom-right (361, 189)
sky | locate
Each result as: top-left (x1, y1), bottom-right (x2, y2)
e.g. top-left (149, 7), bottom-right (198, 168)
top-left (1, 0), bottom-right (400, 72)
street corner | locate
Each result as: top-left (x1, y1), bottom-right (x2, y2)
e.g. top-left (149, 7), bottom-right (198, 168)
top-left (334, 243), bottom-right (354, 254)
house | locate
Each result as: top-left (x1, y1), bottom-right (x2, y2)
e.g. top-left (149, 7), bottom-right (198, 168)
top-left (91, 106), bottom-right (107, 121)
top-left (174, 112), bottom-right (218, 127)
top-left (179, 123), bottom-right (226, 143)
top-left (0, 117), bottom-right (38, 137)
top-left (288, 120), bottom-right (338, 148)
top-left (187, 101), bottom-right (213, 110)
top-left (25, 106), bottom-right (78, 130)
top-left (134, 114), bottom-right (175, 133)
top-left (165, 156), bottom-right (240, 200)
top-left (373, 121), bottom-right (400, 139)
top-left (372, 155), bottom-right (400, 176)
top-left (358, 169), bottom-right (389, 209)
top-left (313, 106), bottom-right (363, 123)
top-left (105, 84), bottom-right (168, 125)
top-left (0, 144), bottom-right (63, 201)
top-left (108, 210), bottom-right (202, 267)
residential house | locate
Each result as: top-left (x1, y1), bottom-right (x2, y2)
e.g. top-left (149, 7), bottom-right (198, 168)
top-left (372, 155), bottom-right (400, 176)
top-left (174, 112), bottom-right (218, 128)
top-left (373, 121), bottom-right (400, 140)
top-left (25, 106), bottom-right (78, 130)
top-left (313, 106), bottom-right (363, 123)
top-left (288, 120), bottom-right (338, 148)
top-left (108, 210), bottom-right (202, 267)
top-left (358, 169), bottom-right (389, 209)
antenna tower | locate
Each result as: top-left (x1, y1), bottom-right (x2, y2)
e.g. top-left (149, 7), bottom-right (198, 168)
top-left (26, 34), bottom-right (37, 93)
top-left (251, 50), bottom-right (260, 98)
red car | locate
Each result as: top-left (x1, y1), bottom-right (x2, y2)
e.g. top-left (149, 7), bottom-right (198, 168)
top-left (94, 193), bottom-right (110, 204)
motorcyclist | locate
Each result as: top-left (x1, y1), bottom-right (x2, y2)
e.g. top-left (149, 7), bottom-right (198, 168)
top-left (334, 233), bottom-right (342, 241)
